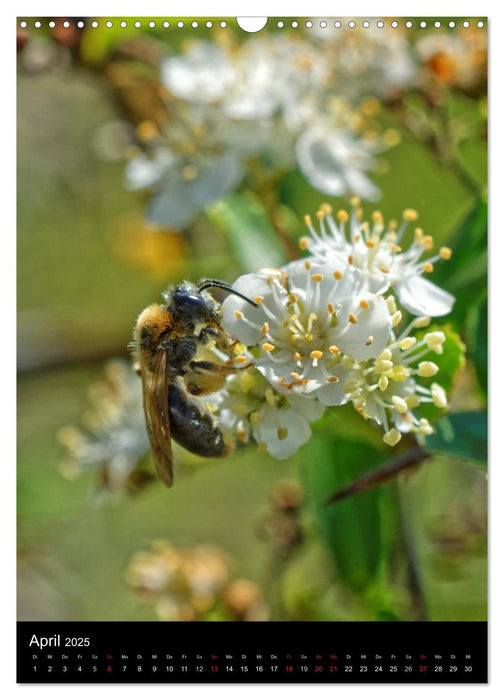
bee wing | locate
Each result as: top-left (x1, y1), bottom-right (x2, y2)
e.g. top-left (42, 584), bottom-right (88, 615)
top-left (141, 349), bottom-right (174, 487)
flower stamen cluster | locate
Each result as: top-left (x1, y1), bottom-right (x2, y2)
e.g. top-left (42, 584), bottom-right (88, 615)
top-left (213, 202), bottom-right (456, 451)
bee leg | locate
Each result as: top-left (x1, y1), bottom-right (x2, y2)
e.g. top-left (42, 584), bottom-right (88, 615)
top-left (198, 327), bottom-right (220, 344)
top-left (185, 360), bottom-right (241, 396)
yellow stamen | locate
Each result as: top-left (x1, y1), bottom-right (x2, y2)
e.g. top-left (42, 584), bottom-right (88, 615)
top-left (304, 214), bottom-right (312, 226)
top-left (321, 203), bottom-right (333, 214)
top-left (337, 210), bottom-right (349, 222)
top-left (136, 120), bottom-right (158, 142)
top-left (234, 310), bottom-right (244, 319)
top-left (310, 350), bottom-right (323, 360)
top-left (440, 246), bottom-right (452, 260)
top-left (334, 270), bottom-right (343, 280)
top-left (277, 427), bottom-right (288, 440)
top-left (418, 361), bottom-right (439, 377)
top-left (299, 237), bottom-right (309, 250)
top-left (262, 343), bottom-right (275, 352)
top-left (405, 396), bottom-right (420, 409)
top-left (366, 335), bottom-right (374, 345)
top-left (392, 395), bottom-right (408, 414)
top-left (383, 428), bottom-right (402, 446)
top-left (265, 389), bottom-right (276, 406)
top-left (383, 129), bottom-right (401, 147)
top-left (311, 273), bottom-right (324, 282)
top-left (329, 346), bottom-right (341, 355)
top-left (293, 352), bottom-right (302, 362)
top-left (327, 375), bottom-right (339, 383)
top-left (366, 240), bottom-right (375, 248)
top-left (391, 310), bottom-right (402, 328)
top-left (235, 355), bottom-right (248, 364)
top-left (304, 260), bottom-right (312, 270)
top-left (372, 210), bottom-right (384, 224)
top-left (379, 266), bottom-right (390, 274)
top-left (403, 208), bottom-right (418, 222)
top-left (348, 255), bottom-right (354, 265)
top-left (423, 262), bottom-right (434, 273)
top-left (349, 313), bottom-right (357, 324)
top-left (290, 372), bottom-right (302, 381)
top-left (253, 296), bottom-right (264, 304)
top-left (360, 299), bottom-right (370, 309)
top-left (260, 322), bottom-right (269, 334)
top-left (350, 196), bottom-right (361, 207)
top-left (327, 303), bottom-right (335, 314)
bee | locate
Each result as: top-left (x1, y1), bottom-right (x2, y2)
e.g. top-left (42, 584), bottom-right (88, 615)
top-left (132, 279), bottom-right (257, 487)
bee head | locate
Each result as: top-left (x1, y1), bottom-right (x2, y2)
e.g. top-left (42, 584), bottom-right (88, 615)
top-left (168, 283), bottom-right (220, 324)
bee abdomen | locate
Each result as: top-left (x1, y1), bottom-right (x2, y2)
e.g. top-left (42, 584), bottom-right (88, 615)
top-left (169, 382), bottom-right (228, 458)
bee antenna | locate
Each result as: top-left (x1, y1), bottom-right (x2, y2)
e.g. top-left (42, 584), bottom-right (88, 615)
top-left (198, 279), bottom-right (258, 307)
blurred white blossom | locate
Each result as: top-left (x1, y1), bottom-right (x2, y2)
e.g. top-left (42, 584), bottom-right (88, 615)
top-left (126, 541), bottom-right (268, 621)
top-left (125, 31), bottom-right (410, 226)
top-left (58, 360), bottom-right (149, 494)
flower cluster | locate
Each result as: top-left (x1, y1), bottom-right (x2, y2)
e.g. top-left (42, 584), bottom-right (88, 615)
top-left (415, 27), bottom-right (487, 93)
top-left (211, 200), bottom-right (455, 452)
top-left (125, 32), bottom-right (407, 228)
top-left (126, 541), bottom-right (268, 621)
top-left (57, 360), bottom-right (150, 495)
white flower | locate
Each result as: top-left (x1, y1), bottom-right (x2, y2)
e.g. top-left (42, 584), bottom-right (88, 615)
top-left (221, 263), bottom-right (393, 406)
top-left (125, 148), bottom-right (244, 228)
top-left (298, 201), bottom-right (455, 317)
top-left (58, 361), bottom-right (149, 492)
top-left (415, 29), bottom-right (487, 91)
top-left (307, 21), bottom-right (417, 100)
top-left (162, 41), bottom-right (236, 104)
top-left (296, 127), bottom-right (381, 200)
top-left (340, 317), bottom-right (448, 445)
top-left (210, 367), bottom-right (324, 459)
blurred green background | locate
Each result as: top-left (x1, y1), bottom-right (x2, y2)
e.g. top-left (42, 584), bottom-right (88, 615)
top-left (17, 18), bottom-right (487, 622)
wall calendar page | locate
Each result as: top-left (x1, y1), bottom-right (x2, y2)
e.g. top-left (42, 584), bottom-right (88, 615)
top-left (16, 14), bottom-right (488, 685)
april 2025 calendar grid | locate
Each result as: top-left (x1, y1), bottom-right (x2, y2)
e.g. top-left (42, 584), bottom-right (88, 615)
top-left (17, 15), bottom-right (488, 685)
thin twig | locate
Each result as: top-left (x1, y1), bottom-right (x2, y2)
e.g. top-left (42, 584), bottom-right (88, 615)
top-left (325, 445), bottom-right (430, 506)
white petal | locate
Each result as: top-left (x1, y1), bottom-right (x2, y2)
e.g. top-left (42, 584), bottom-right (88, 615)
top-left (287, 394), bottom-right (326, 421)
top-left (124, 149), bottom-right (177, 190)
top-left (334, 295), bottom-right (391, 361)
top-left (253, 407), bottom-right (312, 459)
top-left (161, 43), bottom-right (235, 103)
top-left (316, 372), bottom-right (351, 406)
top-left (191, 152), bottom-right (244, 207)
top-left (295, 127), bottom-right (379, 200)
top-left (147, 182), bottom-right (197, 228)
top-left (296, 128), bottom-right (348, 196)
top-left (221, 273), bottom-right (281, 346)
top-left (395, 275), bottom-right (455, 317)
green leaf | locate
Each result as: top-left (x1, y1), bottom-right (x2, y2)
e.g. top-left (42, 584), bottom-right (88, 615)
top-left (206, 193), bottom-right (286, 272)
top-left (471, 296), bottom-right (488, 397)
top-left (301, 435), bottom-right (387, 592)
top-left (424, 411), bottom-right (487, 467)
top-left (437, 199), bottom-right (487, 307)
top-left (414, 325), bottom-right (466, 424)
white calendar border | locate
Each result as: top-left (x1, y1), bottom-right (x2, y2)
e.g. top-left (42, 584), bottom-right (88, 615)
top-left (3, 0), bottom-right (501, 698)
